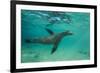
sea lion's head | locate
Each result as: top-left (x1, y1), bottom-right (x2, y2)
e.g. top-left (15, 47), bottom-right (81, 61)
top-left (62, 30), bottom-right (73, 36)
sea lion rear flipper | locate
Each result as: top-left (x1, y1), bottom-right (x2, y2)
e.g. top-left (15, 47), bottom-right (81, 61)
top-left (45, 28), bottom-right (54, 35)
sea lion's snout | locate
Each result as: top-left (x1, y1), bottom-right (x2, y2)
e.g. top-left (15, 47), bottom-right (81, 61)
top-left (69, 32), bottom-right (73, 35)
top-left (66, 31), bottom-right (73, 35)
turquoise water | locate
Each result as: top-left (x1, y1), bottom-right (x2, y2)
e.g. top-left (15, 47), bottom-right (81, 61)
top-left (21, 10), bottom-right (90, 63)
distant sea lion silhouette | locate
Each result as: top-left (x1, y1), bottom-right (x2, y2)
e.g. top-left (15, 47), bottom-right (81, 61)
top-left (25, 28), bottom-right (73, 54)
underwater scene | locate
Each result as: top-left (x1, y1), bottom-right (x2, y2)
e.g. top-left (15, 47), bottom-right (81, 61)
top-left (21, 10), bottom-right (90, 63)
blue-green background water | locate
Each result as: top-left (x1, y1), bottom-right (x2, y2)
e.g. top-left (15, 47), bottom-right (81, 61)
top-left (21, 10), bottom-right (90, 63)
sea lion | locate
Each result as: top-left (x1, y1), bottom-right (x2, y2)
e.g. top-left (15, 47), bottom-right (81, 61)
top-left (25, 28), bottom-right (73, 54)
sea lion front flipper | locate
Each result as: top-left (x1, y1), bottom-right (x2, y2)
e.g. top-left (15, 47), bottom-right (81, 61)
top-left (51, 44), bottom-right (58, 54)
top-left (45, 28), bottom-right (54, 35)
top-left (51, 41), bottom-right (59, 54)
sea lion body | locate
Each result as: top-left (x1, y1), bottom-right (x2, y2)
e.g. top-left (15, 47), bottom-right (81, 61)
top-left (25, 30), bottom-right (73, 54)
